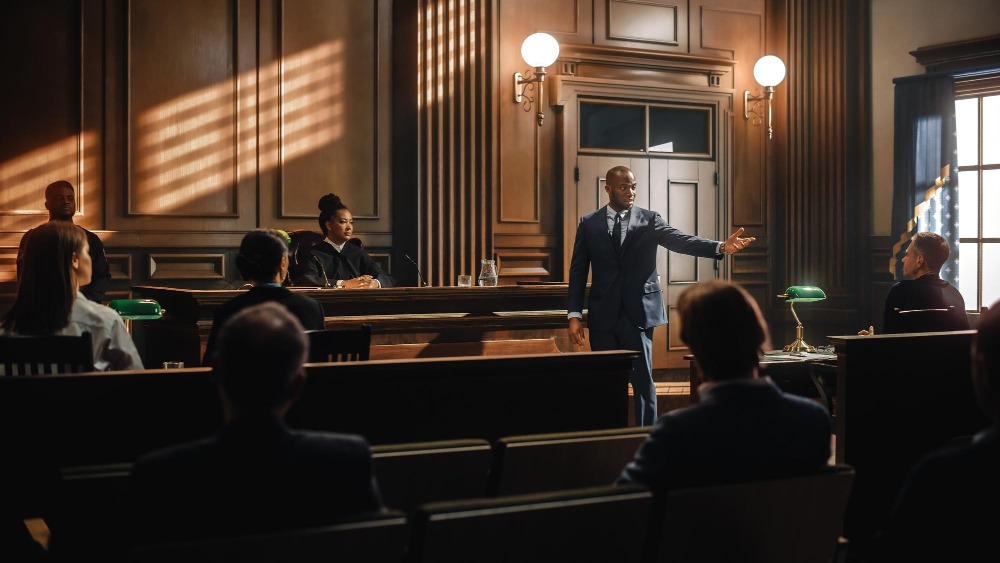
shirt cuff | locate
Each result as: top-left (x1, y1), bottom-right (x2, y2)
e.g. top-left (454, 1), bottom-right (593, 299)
top-left (717, 242), bottom-right (726, 255)
top-left (568, 312), bottom-right (583, 320)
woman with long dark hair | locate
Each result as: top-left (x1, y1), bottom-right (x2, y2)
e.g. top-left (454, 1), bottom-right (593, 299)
top-left (203, 229), bottom-right (325, 365)
top-left (1, 222), bottom-right (142, 371)
top-left (294, 194), bottom-right (394, 288)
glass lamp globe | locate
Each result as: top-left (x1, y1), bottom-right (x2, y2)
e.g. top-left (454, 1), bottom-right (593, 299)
top-left (753, 55), bottom-right (786, 87)
top-left (520, 33), bottom-right (560, 68)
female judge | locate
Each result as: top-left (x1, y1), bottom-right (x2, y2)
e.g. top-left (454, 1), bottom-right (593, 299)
top-left (295, 194), bottom-right (394, 288)
top-left (203, 229), bottom-right (325, 365)
top-left (1, 222), bottom-right (142, 371)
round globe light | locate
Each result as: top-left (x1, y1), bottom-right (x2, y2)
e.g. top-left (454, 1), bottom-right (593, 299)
top-left (520, 33), bottom-right (560, 69)
top-left (753, 55), bottom-right (786, 87)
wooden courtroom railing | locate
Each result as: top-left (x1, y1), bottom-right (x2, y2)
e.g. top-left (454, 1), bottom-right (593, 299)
top-left (829, 330), bottom-right (988, 547)
top-left (132, 285), bottom-right (586, 367)
top-left (1, 350), bottom-right (634, 518)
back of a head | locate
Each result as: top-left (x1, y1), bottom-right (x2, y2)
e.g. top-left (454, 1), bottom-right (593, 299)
top-left (911, 232), bottom-right (950, 272)
top-left (214, 302), bottom-right (308, 411)
top-left (235, 229), bottom-right (288, 284)
top-left (975, 301), bottom-right (1000, 413)
top-left (678, 280), bottom-right (770, 381)
top-left (2, 222), bottom-right (83, 335)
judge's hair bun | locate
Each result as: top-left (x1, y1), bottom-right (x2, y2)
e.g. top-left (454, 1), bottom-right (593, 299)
top-left (318, 194), bottom-right (346, 213)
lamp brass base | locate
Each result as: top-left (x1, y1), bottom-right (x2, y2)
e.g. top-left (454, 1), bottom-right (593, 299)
top-left (783, 338), bottom-right (816, 353)
top-left (782, 325), bottom-right (816, 353)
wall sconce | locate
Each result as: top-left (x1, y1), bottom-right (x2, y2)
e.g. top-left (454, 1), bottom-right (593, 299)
top-left (744, 55), bottom-right (786, 139)
top-left (514, 33), bottom-right (560, 127)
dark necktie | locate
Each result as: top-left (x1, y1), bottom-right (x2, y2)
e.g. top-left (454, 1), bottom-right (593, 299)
top-left (612, 213), bottom-right (622, 254)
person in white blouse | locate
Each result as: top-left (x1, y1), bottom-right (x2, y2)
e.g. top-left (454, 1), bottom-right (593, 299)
top-left (1, 222), bottom-right (142, 371)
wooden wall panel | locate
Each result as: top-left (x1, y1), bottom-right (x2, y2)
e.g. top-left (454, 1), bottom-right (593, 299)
top-left (595, 0), bottom-right (688, 51)
top-left (106, 0), bottom-right (257, 233)
top-left (499, 0), bottom-right (591, 228)
top-left (278, 0), bottom-right (377, 218)
top-left (0, 0), bottom-right (103, 233)
top-left (126, 0), bottom-right (237, 216)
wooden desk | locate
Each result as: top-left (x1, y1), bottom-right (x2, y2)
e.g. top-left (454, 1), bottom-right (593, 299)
top-left (132, 285), bottom-right (585, 367)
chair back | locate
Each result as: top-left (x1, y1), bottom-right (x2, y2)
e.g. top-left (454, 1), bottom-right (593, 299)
top-left (646, 465), bottom-right (855, 563)
top-left (306, 325), bottom-right (372, 362)
top-left (0, 332), bottom-right (94, 375)
top-left (287, 229), bottom-right (326, 282)
top-left (131, 511), bottom-right (408, 563)
top-left (372, 439), bottom-right (493, 513)
top-left (887, 306), bottom-right (968, 333)
top-left (410, 484), bottom-right (652, 563)
top-left (489, 426), bottom-right (650, 496)
top-left (48, 463), bottom-right (132, 561)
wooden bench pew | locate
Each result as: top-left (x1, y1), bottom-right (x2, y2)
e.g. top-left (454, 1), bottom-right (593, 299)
top-left (0, 351), bottom-right (635, 517)
top-left (488, 427), bottom-right (650, 496)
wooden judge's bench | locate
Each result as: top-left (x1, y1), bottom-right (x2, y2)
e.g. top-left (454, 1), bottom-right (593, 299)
top-left (132, 284), bottom-right (585, 367)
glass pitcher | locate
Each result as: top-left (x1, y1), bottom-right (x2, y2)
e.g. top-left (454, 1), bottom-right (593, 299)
top-left (478, 259), bottom-right (498, 286)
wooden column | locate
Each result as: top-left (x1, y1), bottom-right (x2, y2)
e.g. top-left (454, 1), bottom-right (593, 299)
top-left (413, 0), bottom-right (497, 287)
top-left (771, 0), bottom-right (870, 340)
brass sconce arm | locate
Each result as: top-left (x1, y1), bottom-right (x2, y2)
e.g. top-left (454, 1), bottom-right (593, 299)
top-left (514, 67), bottom-right (547, 126)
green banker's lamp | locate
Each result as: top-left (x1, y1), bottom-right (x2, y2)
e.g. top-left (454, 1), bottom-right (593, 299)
top-left (777, 286), bottom-right (826, 353)
top-left (108, 299), bottom-right (164, 334)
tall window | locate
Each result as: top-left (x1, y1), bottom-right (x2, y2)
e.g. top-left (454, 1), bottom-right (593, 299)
top-left (955, 76), bottom-right (1000, 311)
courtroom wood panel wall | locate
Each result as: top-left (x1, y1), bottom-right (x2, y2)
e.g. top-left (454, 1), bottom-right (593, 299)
top-left (0, 1), bottom-right (879, 336)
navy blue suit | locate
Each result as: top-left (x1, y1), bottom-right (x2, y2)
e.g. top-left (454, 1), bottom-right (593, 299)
top-left (568, 206), bottom-right (722, 425)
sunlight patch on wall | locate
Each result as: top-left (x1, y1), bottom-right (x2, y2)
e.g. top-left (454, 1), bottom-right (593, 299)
top-left (132, 41), bottom-right (345, 214)
top-left (0, 132), bottom-right (98, 216)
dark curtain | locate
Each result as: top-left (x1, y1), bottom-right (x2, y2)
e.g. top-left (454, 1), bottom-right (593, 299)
top-left (889, 75), bottom-right (959, 282)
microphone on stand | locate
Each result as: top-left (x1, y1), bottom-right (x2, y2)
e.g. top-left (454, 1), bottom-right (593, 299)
top-left (311, 254), bottom-right (331, 288)
top-left (404, 254), bottom-right (428, 287)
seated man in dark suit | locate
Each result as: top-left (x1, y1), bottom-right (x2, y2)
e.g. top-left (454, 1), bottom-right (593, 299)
top-left (618, 280), bottom-right (832, 489)
top-left (860, 232), bottom-right (969, 334)
top-left (129, 302), bottom-right (383, 545)
top-left (875, 300), bottom-right (1000, 562)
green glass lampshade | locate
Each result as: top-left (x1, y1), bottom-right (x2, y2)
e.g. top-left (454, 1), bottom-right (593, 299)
top-left (107, 299), bottom-right (163, 320)
top-left (779, 286), bottom-right (826, 302)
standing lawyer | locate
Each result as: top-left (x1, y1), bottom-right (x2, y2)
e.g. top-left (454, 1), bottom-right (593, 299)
top-left (568, 165), bottom-right (755, 426)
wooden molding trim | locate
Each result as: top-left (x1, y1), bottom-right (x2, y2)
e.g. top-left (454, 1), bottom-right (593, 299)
top-left (911, 34), bottom-right (1000, 73)
top-left (148, 253), bottom-right (226, 280)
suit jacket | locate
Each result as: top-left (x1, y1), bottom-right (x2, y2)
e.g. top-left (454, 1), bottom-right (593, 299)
top-left (876, 426), bottom-right (1000, 562)
top-left (18, 225), bottom-right (111, 303)
top-left (568, 206), bottom-right (721, 330)
top-left (129, 414), bottom-right (383, 545)
top-left (618, 379), bottom-right (832, 489)
top-left (882, 273), bottom-right (969, 333)
top-left (203, 286), bottom-right (326, 365)
top-left (297, 241), bottom-right (395, 288)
